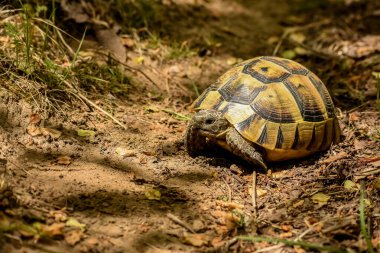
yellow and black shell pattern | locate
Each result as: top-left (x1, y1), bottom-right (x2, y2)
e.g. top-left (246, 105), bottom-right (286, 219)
top-left (193, 56), bottom-right (341, 162)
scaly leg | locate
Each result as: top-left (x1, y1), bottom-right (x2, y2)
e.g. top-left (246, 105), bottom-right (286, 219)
top-left (226, 128), bottom-right (267, 170)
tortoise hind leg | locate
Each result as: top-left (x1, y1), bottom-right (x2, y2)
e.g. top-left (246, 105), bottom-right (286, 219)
top-left (226, 128), bottom-right (267, 170)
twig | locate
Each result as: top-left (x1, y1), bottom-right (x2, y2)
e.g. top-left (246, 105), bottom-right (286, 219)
top-left (354, 168), bottom-right (380, 180)
top-left (252, 171), bottom-right (257, 220)
top-left (360, 181), bottom-right (375, 253)
top-left (167, 213), bottom-right (195, 233)
top-left (347, 101), bottom-right (371, 113)
top-left (273, 19), bottom-right (331, 56)
top-left (273, 32), bottom-right (288, 56)
top-left (321, 219), bottom-right (354, 234)
top-left (222, 177), bottom-right (232, 203)
top-left (296, 217), bottom-right (336, 241)
top-left (62, 80), bottom-right (127, 130)
top-left (237, 235), bottom-right (346, 253)
top-left (95, 51), bottom-right (161, 90)
top-left (254, 244), bottom-right (285, 253)
top-left (119, 61), bottom-right (160, 89)
top-left (6, 159), bottom-right (30, 175)
top-left (25, 243), bottom-right (65, 253)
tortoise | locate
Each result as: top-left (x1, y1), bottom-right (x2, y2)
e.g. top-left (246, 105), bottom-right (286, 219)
top-left (185, 56), bottom-right (341, 169)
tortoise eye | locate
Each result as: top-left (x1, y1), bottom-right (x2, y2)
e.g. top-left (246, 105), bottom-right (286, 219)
top-left (205, 118), bottom-right (215, 124)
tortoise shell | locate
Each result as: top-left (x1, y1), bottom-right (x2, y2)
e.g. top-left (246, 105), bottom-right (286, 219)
top-left (193, 56), bottom-right (341, 161)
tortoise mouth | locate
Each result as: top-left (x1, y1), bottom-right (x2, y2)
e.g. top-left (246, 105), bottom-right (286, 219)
top-left (198, 129), bottom-right (227, 139)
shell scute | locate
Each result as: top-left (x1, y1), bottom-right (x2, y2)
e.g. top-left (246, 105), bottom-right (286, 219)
top-left (242, 59), bottom-right (291, 84)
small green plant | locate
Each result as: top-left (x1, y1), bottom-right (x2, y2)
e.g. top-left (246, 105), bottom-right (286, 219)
top-left (147, 32), bottom-right (162, 50)
top-left (166, 41), bottom-right (196, 60)
top-left (359, 181), bottom-right (375, 253)
top-left (0, 5), bottom-right (131, 116)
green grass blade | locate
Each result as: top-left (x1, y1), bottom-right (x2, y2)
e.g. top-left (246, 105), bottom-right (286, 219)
top-left (360, 181), bottom-right (375, 253)
top-left (237, 235), bottom-right (347, 253)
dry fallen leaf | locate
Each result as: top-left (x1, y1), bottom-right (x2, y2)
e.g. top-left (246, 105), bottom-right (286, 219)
top-left (29, 113), bottom-right (41, 125)
top-left (27, 125), bottom-right (42, 136)
top-left (249, 187), bottom-right (267, 197)
top-left (41, 223), bottom-right (65, 237)
top-left (313, 223), bottom-right (324, 232)
top-left (267, 36), bottom-right (279, 44)
top-left (289, 32), bottom-right (306, 44)
top-left (49, 210), bottom-right (68, 222)
top-left (294, 46), bottom-right (310, 55)
top-left (311, 192), bottom-right (330, 206)
top-left (227, 57), bottom-right (238, 65)
top-left (115, 147), bottom-right (137, 158)
top-left (354, 139), bottom-right (367, 150)
top-left (281, 50), bottom-right (296, 59)
top-left (183, 233), bottom-right (209, 247)
top-left (281, 224), bottom-right (292, 232)
top-left (65, 230), bottom-right (83, 246)
top-left (57, 155), bottom-right (71, 165)
top-left (144, 188), bottom-right (161, 200)
top-left (294, 246), bottom-right (307, 253)
top-left (210, 210), bottom-right (227, 220)
top-left (121, 36), bottom-right (135, 48)
top-left (279, 232), bottom-right (293, 238)
top-left (224, 211), bottom-right (243, 230)
top-left (192, 219), bottom-right (205, 231)
top-left (271, 170), bottom-right (288, 179)
top-left (41, 127), bottom-right (62, 139)
top-left (349, 112), bottom-right (360, 122)
top-left (320, 151), bottom-right (347, 164)
top-left (216, 201), bottom-right (244, 210)
top-left (66, 217), bottom-right (86, 231)
top-left (292, 200), bottom-right (304, 208)
top-left (344, 180), bottom-right (359, 190)
top-left (210, 236), bottom-right (224, 248)
top-left (214, 225), bottom-right (228, 235)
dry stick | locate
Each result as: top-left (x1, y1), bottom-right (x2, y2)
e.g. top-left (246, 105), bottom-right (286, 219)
top-left (237, 236), bottom-right (346, 253)
top-left (55, 27), bottom-right (75, 56)
top-left (321, 219), bottom-right (353, 234)
top-left (6, 159), bottom-right (30, 175)
top-left (95, 51), bottom-right (161, 90)
top-left (273, 19), bottom-right (331, 56)
top-left (252, 171), bottom-right (257, 220)
top-left (355, 168), bottom-right (380, 180)
top-left (222, 177), bottom-right (232, 202)
top-left (26, 243), bottom-right (64, 253)
top-left (254, 244), bottom-right (285, 253)
top-left (296, 220), bottom-right (325, 241)
top-left (167, 213), bottom-right (195, 234)
top-left (62, 80), bottom-right (127, 130)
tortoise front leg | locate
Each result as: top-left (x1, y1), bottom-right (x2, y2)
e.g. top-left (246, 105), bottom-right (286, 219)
top-left (226, 128), bottom-right (267, 170)
top-left (185, 124), bottom-right (211, 157)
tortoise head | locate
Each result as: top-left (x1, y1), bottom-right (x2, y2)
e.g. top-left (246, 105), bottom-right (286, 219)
top-left (191, 110), bottom-right (230, 138)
